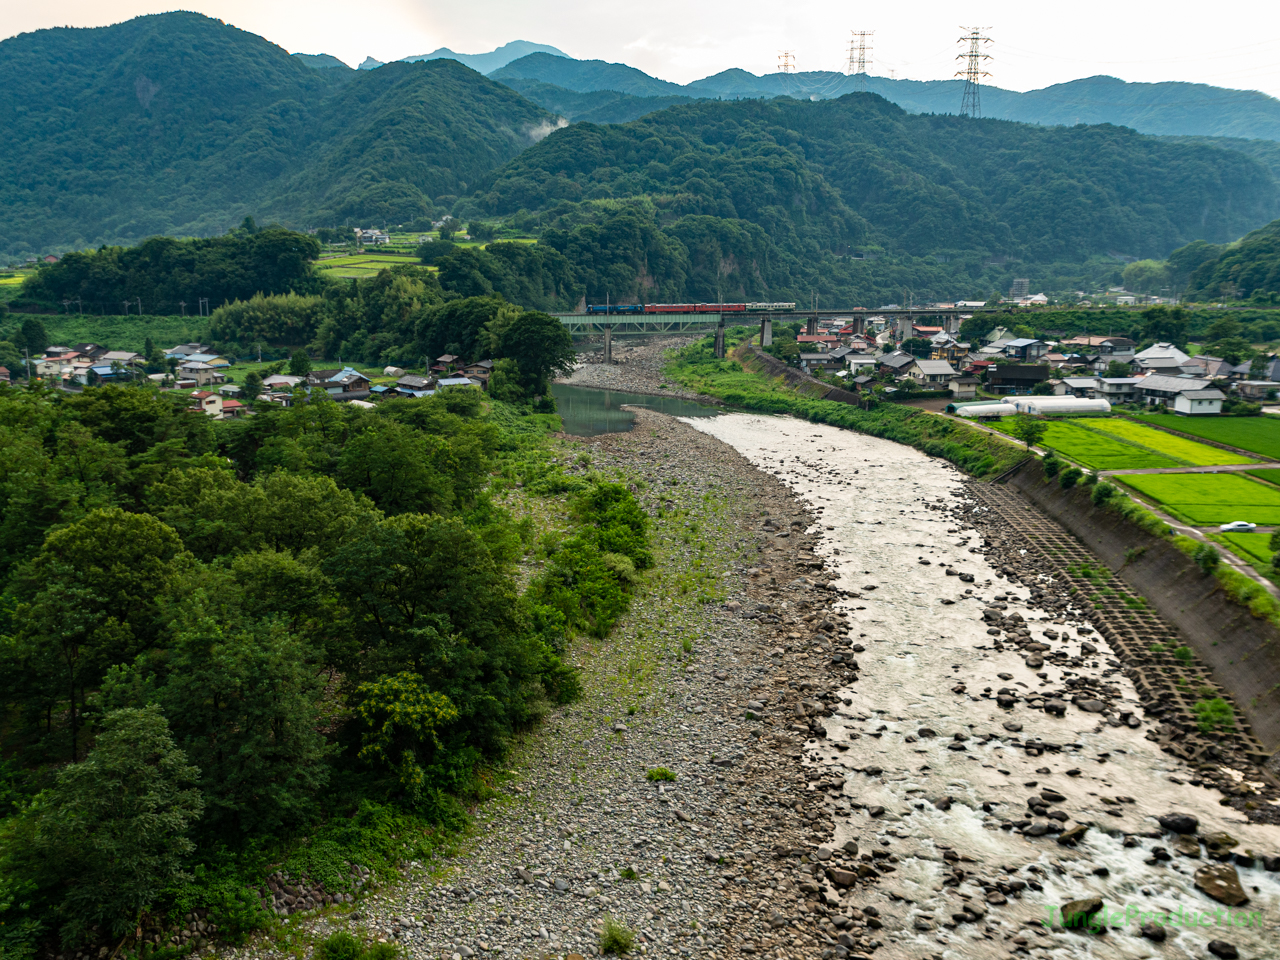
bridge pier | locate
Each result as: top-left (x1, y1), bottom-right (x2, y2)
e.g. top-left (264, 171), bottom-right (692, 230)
top-left (714, 322), bottom-right (725, 359)
top-left (603, 325), bottom-right (612, 364)
top-left (759, 317), bottom-right (772, 347)
top-left (806, 317), bottom-right (817, 336)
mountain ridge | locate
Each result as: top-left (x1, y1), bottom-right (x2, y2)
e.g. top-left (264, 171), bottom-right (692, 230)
top-left (493, 53), bottom-right (1280, 141)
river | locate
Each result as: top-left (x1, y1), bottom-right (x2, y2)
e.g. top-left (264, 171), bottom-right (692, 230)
top-left (550, 383), bottom-right (720, 436)
top-left (686, 412), bottom-right (1280, 960)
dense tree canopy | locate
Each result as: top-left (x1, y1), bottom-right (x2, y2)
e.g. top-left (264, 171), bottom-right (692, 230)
top-left (23, 230), bottom-right (322, 313)
top-left (0, 377), bottom-right (644, 951)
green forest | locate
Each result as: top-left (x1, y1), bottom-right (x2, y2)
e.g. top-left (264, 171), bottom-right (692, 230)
top-left (0, 13), bottom-right (552, 258)
top-left (0, 361), bottom-right (660, 955)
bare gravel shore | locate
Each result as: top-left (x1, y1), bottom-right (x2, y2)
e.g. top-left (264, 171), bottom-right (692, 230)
top-left (557, 337), bottom-right (719, 404)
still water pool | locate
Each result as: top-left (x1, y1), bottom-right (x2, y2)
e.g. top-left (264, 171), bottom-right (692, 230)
top-left (550, 383), bottom-right (720, 436)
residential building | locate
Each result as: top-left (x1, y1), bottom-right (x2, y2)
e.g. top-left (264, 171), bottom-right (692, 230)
top-left (983, 326), bottom-right (1013, 344)
top-left (844, 354), bottom-right (878, 375)
top-left (907, 359), bottom-right (958, 384)
top-left (165, 343), bottom-right (211, 360)
top-left (1061, 377), bottom-right (1100, 398)
top-left (0, 367), bottom-right (9, 383)
top-left (1009, 279), bottom-right (1030, 298)
top-left (877, 351), bottom-right (915, 377)
top-left (1132, 374), bottom-right (1212, 405)
top-left (102, 350), bottom-right (143, 365)
top-left (1060, 336), bottom-right (1136, 360)
top-left (189, 391), bottom-right (225, 418)
top-left (1181, 355), bottom-right (1234, 380)
top-left (178, 361), bottom-right (225, 387)
top-left (1235, 381), bottom-right (1279, 401)
top-left (1095, 378), bottom-right (1139, 402)
top-left (73, 343), bottom-right (110, 360)
top-left (437, 376), bottom-right (482, 390)
top-left (948, 376), bottom-right (979, 400)
top-left (986, 364), bottom-right (1051, 395)
top-left (1003, 338), bottom-right (1048, 361)
top-left (308, 367), bottom-right (373, 401)
top-left (796, 336), bottom-right (841, 350)
top-left (182, 352), bottom-right (231, 368)
top-left (1174, 389), bottom-right (1225, 416)
top-left (432, 354), bottom-right (460, 373)
top-left (1133, 342), bottom-right (1190, 365)
top-left (262, 374), bottom-right (304, 390)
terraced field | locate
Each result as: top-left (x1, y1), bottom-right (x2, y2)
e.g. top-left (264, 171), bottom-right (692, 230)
top-left (1119, 472), bottom-right (1280, 525)
top-left (316, 253), bottom-right (423, 278)
top-left (1135, 413), bottom-right (1280, 460)
top-left (1087, 418), bottom-right (1256, 465)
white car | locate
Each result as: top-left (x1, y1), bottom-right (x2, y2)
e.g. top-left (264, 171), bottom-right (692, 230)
top-left (1218, 521), bottom-right (1257, 533)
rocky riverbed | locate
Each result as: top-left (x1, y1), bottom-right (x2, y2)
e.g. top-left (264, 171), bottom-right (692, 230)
top-left (558, 337), bottom-right (717, 403)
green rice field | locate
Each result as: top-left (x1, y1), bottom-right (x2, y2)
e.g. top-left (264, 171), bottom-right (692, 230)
top-left (992, 420), bottom-right (1180, 469)
top-left (1119, 473), bottom-right (1280, 525)
top-left (1247, 468), bottom-right (1280, 486)
top-left (316, 253), bottom-right (424, 278)
top-left (1135, 413), bottom-right (1280, 460)
top-left (1218, 531), bottom-right (1275, 564)
top-left (1086, 418), bottom-right (1256, 465)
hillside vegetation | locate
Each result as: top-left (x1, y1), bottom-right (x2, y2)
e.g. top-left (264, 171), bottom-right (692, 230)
top-left (0, 12), bottom-right (552, 258)
top-left (471, 97), bottom-right (1278, 304)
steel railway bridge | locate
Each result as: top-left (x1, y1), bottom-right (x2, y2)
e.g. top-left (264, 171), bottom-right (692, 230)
top-left (552, 308), bottom-right (969, 361)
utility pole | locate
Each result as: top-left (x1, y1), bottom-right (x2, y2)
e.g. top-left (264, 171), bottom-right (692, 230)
top-left (122, 300), bottom-right (131, 316)
top-left (199, 297), bottom-right (209, 317)
top-left (73, 297), bottom-right (82, 315)
top-left (847, 31), bottom-right (873, 93)
top-left (136, 296), bottom-right (142, 316)
top-left (179, 301), bottom-right (187, 317)
top-left (778, 50), bottom-right (795, 74)
top-left (956, 28), bottom-right (992, 118)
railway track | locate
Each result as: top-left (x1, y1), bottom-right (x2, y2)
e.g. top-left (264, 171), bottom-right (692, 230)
top-left (968, 482), bottom-right (1271, 768)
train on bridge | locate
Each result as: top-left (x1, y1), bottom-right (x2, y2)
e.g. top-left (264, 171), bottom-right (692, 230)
top-left (584, 302), bottom-right (796, 315)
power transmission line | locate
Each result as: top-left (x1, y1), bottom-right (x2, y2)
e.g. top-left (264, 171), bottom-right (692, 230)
top-left (778, 50), bottom-right (795, 74)
top-left (956, 27), bottom-right (993, 117)
top-left (847, 31), bottom-right (874, 92)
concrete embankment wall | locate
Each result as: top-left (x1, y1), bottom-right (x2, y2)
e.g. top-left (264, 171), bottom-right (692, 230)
top-left (735, 345), bottom-right (866, 404)
top-left (1008, 465), bottom-right (1280, 751)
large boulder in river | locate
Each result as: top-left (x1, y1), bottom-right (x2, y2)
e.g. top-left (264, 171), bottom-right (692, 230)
top-left (1158, 813), bottom-right (1199, 835)
top-left (1194, 863), bottom-right (1249, 906)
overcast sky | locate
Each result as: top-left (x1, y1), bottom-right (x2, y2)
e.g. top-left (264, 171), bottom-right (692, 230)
top-left (8, 0), bottom-right (1280, 97)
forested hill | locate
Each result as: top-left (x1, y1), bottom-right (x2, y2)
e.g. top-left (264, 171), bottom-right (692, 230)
top-left (477, 96), bottom-right (1279, 264)
top-left (492, 54), bottom-right (1280, 141)
top-left (0, 12), bottom-right (554, 259)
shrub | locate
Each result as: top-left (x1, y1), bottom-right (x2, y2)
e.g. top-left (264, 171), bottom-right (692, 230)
top-left (1059, 467), bottom-right (1083, 489)
top-left (1195, 697), bottom-right (1235, 733)
top-left (316, 932), bottom-right (365, 960)
top-left (645, 767), bottom-right (677, 782)
top-left (1041, 453), bottom-right (1061, 478)
top-left (1091, 482), bottom-right (1117, 505)
top-left (599, 916), bottom-right (637, 955)
top-left (1193, 543), bottom-right (1221, 574)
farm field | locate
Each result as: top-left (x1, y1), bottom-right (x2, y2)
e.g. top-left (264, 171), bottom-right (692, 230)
top-left (991, 419), bottom-right (1180, 469)
top-left (316, 253), bottom-right (423, 278)
top-left (1118, 472), bottom-right (1280, 525)
top-left (1247, 468), bottom-right (1280, 486)
top-left (1135, 413), bottom-right (1280, 460)
top-left (1218, 531), bottom-right (1275, 565)
top-left (1085, 418), bottom-right (1256, 465)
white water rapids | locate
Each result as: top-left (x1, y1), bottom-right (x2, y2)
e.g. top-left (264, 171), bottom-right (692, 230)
top-left (686, 413), bottom-right (1280, 959)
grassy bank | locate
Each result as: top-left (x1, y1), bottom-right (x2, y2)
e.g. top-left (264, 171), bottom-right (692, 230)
top-left (664, 332), bottom-right (1027, 479)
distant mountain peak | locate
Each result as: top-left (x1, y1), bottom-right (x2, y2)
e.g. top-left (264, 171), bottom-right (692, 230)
top-left (400, 40), bottom-right (569, 75)
top-left (358, 56), bottom-right (384, 71)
